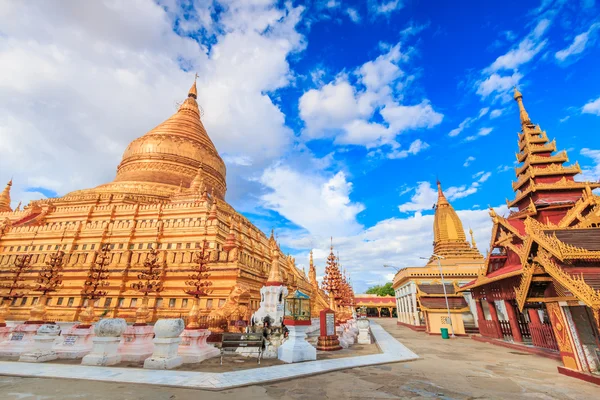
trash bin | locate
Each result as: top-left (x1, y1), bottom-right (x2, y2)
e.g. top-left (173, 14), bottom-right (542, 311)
top-left (440, 328), bottom-right (449, 339)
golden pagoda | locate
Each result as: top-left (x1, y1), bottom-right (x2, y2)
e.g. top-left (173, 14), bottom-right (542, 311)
top-left (0, 80), bottom-right (328, 324)
top-left (392, 181), bottom-right (484, 335)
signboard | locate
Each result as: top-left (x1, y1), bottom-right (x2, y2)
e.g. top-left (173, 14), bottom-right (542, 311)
top-left (10, 332), bottom-right (24, 341)
top-left (325, 313), bottom-right (335, 336)
top-left (63, 335), bottom-right (77, 346)
top-left (319, 308), bottom-right (336, 337)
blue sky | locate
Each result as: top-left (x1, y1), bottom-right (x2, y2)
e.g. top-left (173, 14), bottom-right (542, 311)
top-left (1, 0), bottom-right (599, 292)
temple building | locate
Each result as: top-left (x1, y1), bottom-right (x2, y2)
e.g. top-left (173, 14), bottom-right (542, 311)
top-left (392, 182), bottom-right (484, 335)
top-left (0, 80), bottom-right (329, 323)
top-left (353, 294), bottom-right (396, 318)
top-left (461, 89), bottom-right (600, 380)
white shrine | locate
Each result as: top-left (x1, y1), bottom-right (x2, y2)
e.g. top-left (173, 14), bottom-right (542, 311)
top-left (251, 232), bottom-right (288, 327)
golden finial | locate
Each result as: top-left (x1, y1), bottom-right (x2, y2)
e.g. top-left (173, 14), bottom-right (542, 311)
top-left (513, 87), bottom-right (531, 127)
top-left (469, 228), bottom-right (477, 248)
top-left (15, 201), bottom-right (21, 211)
top-left (188, 73), bottom-right (198, 99)
top-left (0, 179), bottom-right (13, 212)
top-left (436, 180), bottom-right (449, 206)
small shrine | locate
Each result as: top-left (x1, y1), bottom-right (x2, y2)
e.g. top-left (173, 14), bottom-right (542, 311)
top-left (251, 231), bottom-right (288, 328)
top-left (278, 290), bottom-right (316, 363)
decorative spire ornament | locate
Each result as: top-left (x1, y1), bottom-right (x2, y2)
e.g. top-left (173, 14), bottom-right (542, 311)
top-left (0, 179), bottom-right (12, 212)
top-left (30, 247), bottom-right (65, 323)
top-left (321, 238), bottom-right (343, 310)
top-left (513, 87), bottom-right (531, 127)
top-left (80, 243), bottom-right (111, 326)
top-left (266, 230), bottom-right (283, 284)
top-left (0, 249), bottom-right (32, 325)
top-left (184, 240), bottom-right (213, 328)
top-left (131, 245), bottom-right (165, 324)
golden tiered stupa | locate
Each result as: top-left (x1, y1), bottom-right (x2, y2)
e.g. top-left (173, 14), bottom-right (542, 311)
top-left (392, 181), bottom-right (484, 335)
top-left (0, 80), bottom-right (329, 323)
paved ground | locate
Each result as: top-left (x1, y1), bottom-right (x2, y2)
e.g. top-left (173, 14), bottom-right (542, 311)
top-left (1, 318), bottom-right (597, 399)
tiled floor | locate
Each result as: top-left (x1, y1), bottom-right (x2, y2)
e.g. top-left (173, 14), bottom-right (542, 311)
top-left (0, 322), bottom-right (418, 391)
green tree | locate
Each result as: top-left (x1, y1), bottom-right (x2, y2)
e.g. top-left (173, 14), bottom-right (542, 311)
top-left (365, 282), bottom-right (394, 296)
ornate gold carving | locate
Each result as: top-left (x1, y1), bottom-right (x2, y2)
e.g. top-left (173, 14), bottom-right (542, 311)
top-left (515, 262), bottom-right (534, 311)
top-left (525, 217), bottom-right (600, 261)
top-left (535, 249), bottom-right (600, 310)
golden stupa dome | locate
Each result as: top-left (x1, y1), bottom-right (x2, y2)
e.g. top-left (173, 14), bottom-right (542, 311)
top-left (86, 80), bottom-right (226, 199)
top-left (432, 181), bottom-right (482, 260)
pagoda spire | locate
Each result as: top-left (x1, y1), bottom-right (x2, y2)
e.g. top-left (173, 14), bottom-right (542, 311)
top-left (0, 179), bottom-right (13, 212)
top-left (309, 250), bottom-right (318, 288)
top-left (266, 230), bottom-right (283, 285)
top-left (188, 73), bottom-right (198, 99)
top-left (513, 87), bottom-right (531, 127)
top-left (432, 181), bottom-right (483, 260)
top-left (508, 89), bottom-right (600, 213)
top-left (436, 180), bottom-right (449, 207)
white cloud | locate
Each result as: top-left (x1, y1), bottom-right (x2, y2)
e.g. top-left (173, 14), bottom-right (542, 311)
top-left (0, 0), bottom-right (306, 207)
top-left (579, 148), bottom-right (600, 182)
top-left (582, 96), bottom-right (600, 116)
top-left (387, 139), bottom-right (430, 159)
top-left (346, 7), bottom-right (361, 23)
top-left (465, 127), bottom-right (494, 142)
top-left (555, 23), bottom-right (600, 62)
top-left (298, 42), bottom-right (442, 152)
top-left (259, 165), bottom-right (365, 237)
top-left (400, 20), bottom-right (431, 38)
top-left (380, 101), bottom-right (443, 132)
top-left (299, 78), bottom-right (366, 137)
top-left (476, 72), bottom-right (523, 98)
top-left (490, 108), bottom-right (505, 119)
top-left (478, 127), bottom-right (493, 136)
top-left (448, 107), bottom-right (490, 137)
top-left (486, 19), bottom-right (549, 72)
top-left (371, 0), bottom-right (404, 15)
top-left (464, 156), bottom-right (476, 167)
top-left (476, 19), bottom-right (550, 99)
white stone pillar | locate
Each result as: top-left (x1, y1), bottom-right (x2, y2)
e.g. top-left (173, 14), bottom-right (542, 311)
top-left (411, 292), bottom-right (419, 325)
top-left (82, 318), bottom-right (127, 366)
top-left (144, 319), bottom-right (185, 370)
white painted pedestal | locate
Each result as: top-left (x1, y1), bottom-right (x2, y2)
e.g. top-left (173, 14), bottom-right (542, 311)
top-left (178, 329), bottom-right (219, 363)
top-left (119, 325), bottom-right (154, 362)
top-left (143, 319), bottom-right (185, 370)
top-left (19, 324), bottom-right (61, 363)
top-left (0, 323), bottom-right (42, 357)
top-left (53, 326), bottom-right (94, 359)
top-left (278, 325), bottom-right (316, 363)
top-left (82, 337), bottom-right (122, 366)
top-left (144, 337), bottom-right (183, 369)
top-left (81, 319), bottom-right (127, 366)
top-left (357, 319), bottom-right (372, 344)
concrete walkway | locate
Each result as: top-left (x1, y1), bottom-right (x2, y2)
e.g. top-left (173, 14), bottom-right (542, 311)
top-left (0, 321), bottom-right (418, 391)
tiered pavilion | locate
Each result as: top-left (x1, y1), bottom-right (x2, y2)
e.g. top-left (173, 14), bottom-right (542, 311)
top-left (462, 89), bottom-right (600, 380)
top-left (0, 80), bottom-right (329, 324)
top-left (392, 182), bottom-right (485, 335)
